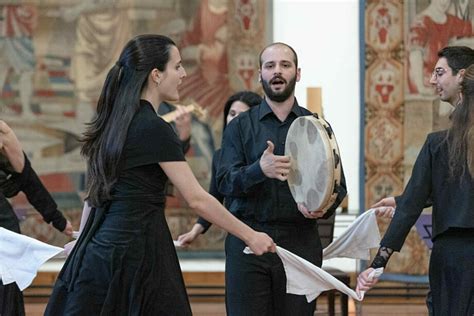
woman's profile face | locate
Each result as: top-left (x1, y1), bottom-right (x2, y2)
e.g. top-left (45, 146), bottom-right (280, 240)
top-left (157, 45), bottom-right (187, 102)
top-left (226, 101), bottom-right (250, 124)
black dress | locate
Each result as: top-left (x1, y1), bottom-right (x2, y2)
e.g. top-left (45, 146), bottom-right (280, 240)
top-left (0, 155), bottom-right (67, 316)
top-left (45, 100), bottom-right (192, 315)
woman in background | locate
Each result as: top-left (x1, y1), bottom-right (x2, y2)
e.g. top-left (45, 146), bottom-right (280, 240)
top-left (178, 91), bottom-right (262, 245)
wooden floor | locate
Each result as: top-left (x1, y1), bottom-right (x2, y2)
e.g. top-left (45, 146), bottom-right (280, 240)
top-left (24, 269), bottom-right (429, 315)
top-left (25, 298), bottom-right (428, 316)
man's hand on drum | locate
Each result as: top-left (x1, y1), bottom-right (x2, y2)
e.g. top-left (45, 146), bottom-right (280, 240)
top-left (297, 203), bottom-right (325, 219)
top-left (371, 196), bottom-right (396, 218)
top-left (259, 140), bottom-right (291, 181)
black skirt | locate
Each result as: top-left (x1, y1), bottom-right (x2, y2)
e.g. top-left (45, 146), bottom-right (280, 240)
top-left (429, 228), bottom-right (474, 315)
top-left (45, 200), bottom-right (192, 316)
top-left (0, 282), bottom-right (25, 316)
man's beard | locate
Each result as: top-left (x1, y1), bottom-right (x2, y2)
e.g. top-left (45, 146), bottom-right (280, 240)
top-left (261, 75), bottom-right (297, 102)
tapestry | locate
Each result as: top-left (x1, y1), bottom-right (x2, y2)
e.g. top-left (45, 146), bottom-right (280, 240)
top-left (365, 0), bottom-right (473, 277)
top-left (0, 0), bottom-right (271, 254)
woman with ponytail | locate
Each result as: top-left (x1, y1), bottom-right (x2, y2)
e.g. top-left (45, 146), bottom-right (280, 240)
top-left (45, 34), bottom-right (275, 315)
top-left (357, 64), bottom-right (474, 315)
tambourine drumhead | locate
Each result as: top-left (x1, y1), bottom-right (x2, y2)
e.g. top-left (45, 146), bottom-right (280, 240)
top-left (285, 115), bottom-right (341, 214)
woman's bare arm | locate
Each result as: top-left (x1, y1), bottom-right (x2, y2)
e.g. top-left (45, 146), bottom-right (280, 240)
top-left (160, 161), bottom-right (275, 255)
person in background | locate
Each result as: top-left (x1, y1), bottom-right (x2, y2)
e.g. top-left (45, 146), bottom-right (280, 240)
top-left (216, 42), bottom-right (347, 315)
top-left (358, 63), bottom-right (474, 315)
top-left (178, 90), bottom-right (262, 246)
top-left (369, 45), bottom-right (474, 315)
top-left (0, 120), bottom-right (72, 316)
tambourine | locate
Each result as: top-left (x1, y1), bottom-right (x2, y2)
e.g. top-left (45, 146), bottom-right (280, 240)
top-left (285, 114), bottom-right (342, 214)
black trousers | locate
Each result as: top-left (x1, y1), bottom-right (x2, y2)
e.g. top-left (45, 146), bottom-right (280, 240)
top-left (225, 222), bottom-right (322, 316)
top-left (429, 228), bottom-right (474, 316)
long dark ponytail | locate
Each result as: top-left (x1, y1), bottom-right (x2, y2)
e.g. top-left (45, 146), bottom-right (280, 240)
top-left (446, 64), bottom-right (474, 179)
top-left (81, 34), bottom-right (175, 207)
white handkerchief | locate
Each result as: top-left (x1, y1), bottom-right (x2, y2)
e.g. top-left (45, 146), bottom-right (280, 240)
top-left (0, 228), bottom-right (63, 290)
top-left (275, 246), bottom-right (382, 302)
top-left (323, 209), bottom-right (381, 260)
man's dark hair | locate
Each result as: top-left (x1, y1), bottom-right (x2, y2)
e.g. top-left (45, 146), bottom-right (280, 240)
top-left (438, 46), bottom-right (474, 74)
top-left (259, 42), bottom-right (298, 69)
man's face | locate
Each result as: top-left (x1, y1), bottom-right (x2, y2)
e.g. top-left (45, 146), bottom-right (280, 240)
top-left (429, 57), bottom-right (464, 105)
top-left (259, 45), bottom-right (300, 102)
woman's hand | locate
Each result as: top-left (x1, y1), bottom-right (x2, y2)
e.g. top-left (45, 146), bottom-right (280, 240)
top-left (371, 196), bottom-right (396, 208)
top-left (356, 268), bottom-right (380, 294)
top-left (373, 206), bottom-right (395, 218)
top-left (371, 197), bottom-right (396, 218)
top-left (177, 223), bottom-right (204, 247)
top-left (62, 220), bottom-right (74, 237)
top-left (246, 231), bottom-right (276, 256)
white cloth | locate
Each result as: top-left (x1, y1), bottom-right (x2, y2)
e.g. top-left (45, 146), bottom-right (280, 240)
top-left (323, 209), bottom-right (381, 260)
top-left (243, 209), bottom-right (383, 302)
top-left (276, 246), bottom-right (382, 302)
top-left (244, 246), bottom-right (383, 302)
top-left (0, 227), bottom-right (63, 290)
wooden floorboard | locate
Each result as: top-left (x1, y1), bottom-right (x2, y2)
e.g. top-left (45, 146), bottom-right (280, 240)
top-left (26, 299), bottom-right (428, 316)
top-left (24, 270), bottom-right (428, 315)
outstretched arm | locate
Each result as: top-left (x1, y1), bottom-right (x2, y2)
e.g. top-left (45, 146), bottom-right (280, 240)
top-left (161, 161), bottom-right (276, 255)
top-left (0, 120), bottom-right (72, 236)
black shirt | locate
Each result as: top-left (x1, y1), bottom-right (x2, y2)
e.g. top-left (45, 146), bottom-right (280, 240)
top-left (216, 98), bottom-right (346, 226)
top-left (381, 130), bottom-right (474, 251)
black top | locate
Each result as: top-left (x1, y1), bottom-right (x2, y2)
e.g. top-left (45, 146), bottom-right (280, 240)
top-left (196, 149), bottom-right (225, 233)
top-left (216, 98), bottom-right (347, 226)
top-left (114, 100), bottom-right (186, 200)
top-left (381, 130), bottom-right (474, 251)
top-left (0, 154), bottom-right (67, 233)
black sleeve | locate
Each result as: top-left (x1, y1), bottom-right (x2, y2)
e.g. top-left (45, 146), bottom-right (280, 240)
top-left (197, 217), bottom-right (212, 233)
top-left (394, 195), bottom-right (432, 209)
top-left (217, 119), bottom-right (266, 196)
top-left (0, 157), bottom-right (21, 198)
top-left (124, 116), bottom-right (186, 169)
top-left (196, 150), bottom-right (224, 234)
top-left (381, 136), bottom-right (433, 251)
top-left (8, 154), bottom-right (67, 232)
top-left (370, 246), bottom-right (394, 269)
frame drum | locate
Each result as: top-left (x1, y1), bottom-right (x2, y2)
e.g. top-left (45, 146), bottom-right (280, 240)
top-left (285, 114), bottom-right (342, 214)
